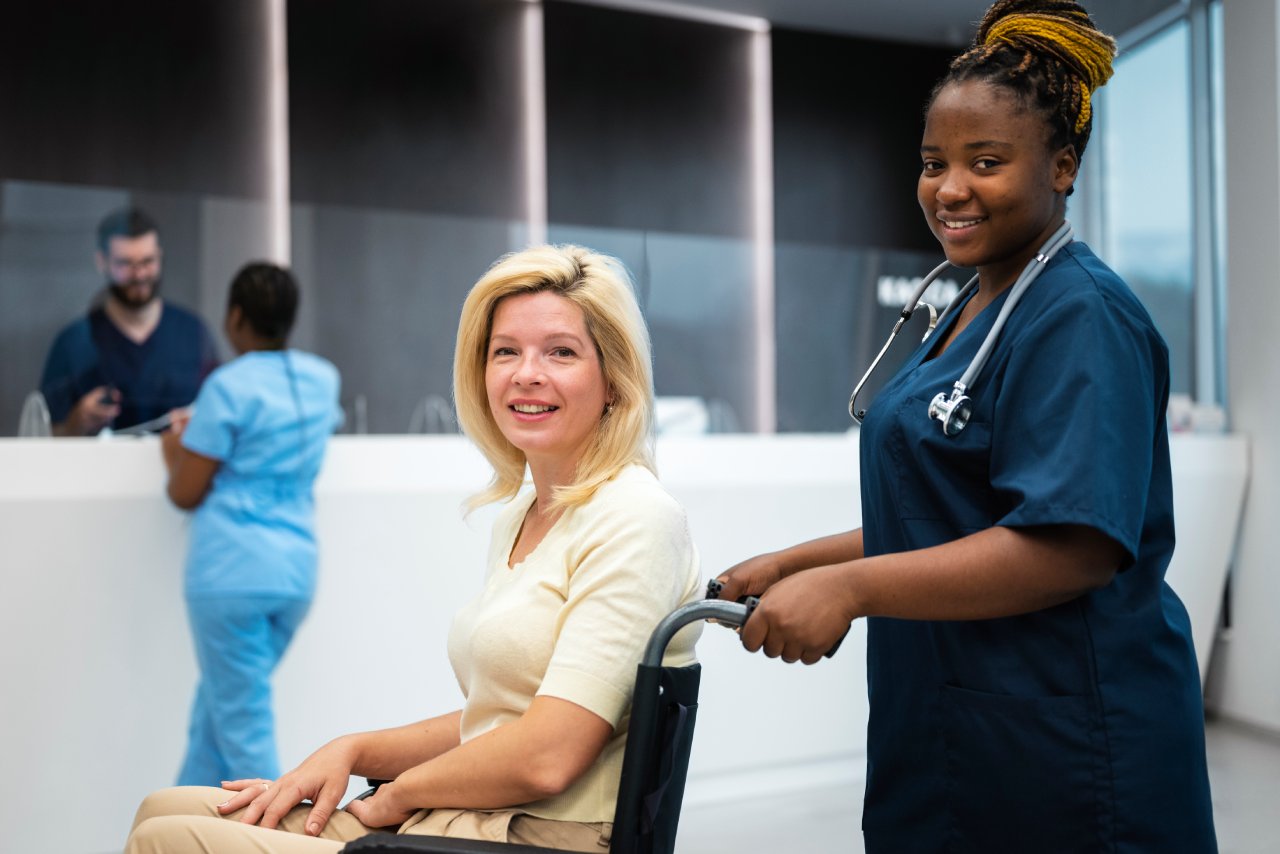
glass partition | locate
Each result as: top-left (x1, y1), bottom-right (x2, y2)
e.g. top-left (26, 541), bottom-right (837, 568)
top-left (289, 205), bottom-right (527, 434)
top-left (776, 241), bottom-right (965, 433)
top-left (0, 0), bottom-right (277, 436)
top-left (547, 225), bottom-right (756, 432)
top-left (0, 181), bottom-right (278, 434)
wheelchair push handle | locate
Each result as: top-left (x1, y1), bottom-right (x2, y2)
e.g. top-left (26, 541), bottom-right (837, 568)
top-left (703, 578), bottom-right (848, 659)
top-left (641, 597), bottom-right (753, 667)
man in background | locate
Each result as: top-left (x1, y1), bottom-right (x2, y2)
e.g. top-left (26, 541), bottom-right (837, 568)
top-left (40, 207), bottom-right (220, 435)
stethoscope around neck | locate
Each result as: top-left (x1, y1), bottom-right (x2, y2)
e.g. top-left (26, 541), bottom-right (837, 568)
top-left (849, 220), bottom-right (1074, 437)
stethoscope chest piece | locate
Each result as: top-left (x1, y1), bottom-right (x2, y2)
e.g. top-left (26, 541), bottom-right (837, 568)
top-left (928, 385), bottom-right (973, 436)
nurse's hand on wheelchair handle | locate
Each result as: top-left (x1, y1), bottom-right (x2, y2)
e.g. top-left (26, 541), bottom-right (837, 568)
top-left (734, 565), bottom-right (854, 665)
top-left (712, 551), bottom-right (788, 604)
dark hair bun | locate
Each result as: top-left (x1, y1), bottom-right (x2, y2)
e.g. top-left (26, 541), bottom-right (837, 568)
top-left (228, 262), bottom-right (300, 344)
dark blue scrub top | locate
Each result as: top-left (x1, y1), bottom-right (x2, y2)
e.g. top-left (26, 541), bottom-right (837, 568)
top-left (40, 303), bottom-right (219, 431)
top-left (857, 242), bottom-right (1216, 853)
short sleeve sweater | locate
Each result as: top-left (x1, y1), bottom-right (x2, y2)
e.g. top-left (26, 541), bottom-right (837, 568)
top-left (446, 464), bottom-right (703, 823)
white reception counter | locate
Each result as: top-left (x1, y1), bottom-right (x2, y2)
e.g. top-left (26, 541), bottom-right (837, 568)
top-left (0, 433), bottom-right (1248, 853)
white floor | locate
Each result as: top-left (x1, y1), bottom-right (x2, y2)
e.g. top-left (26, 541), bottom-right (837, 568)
top-left (676, 718), bottom-right (1280, 853)
top-left (1204, 719), bottom-right (1280, 854)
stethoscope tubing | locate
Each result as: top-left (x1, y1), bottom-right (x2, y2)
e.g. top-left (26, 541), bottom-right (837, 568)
top-left (849, 220), bottom-right (1074, 431)
top-left (952, 220), bottom-right (1073, 392)
top-left (848, 258), bottom-right (955, 422)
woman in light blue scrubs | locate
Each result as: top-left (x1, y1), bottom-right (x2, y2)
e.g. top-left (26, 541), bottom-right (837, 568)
top-left (161, 262), bottom-right (342, 786)
top-left (715, 1), bottom-right (1218, 851)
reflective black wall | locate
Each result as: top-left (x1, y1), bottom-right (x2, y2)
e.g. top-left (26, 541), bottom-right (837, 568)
top-left (1, 0), bottom-right (972, 436)
top-left (773, 28), bottom-right (954, 432)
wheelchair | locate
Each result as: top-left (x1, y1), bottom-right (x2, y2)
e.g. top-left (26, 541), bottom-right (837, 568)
top-left (341, 598), bottom-right (752, 854)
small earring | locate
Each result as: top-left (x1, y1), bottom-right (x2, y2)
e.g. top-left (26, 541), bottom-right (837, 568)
top-left (605, 402), bottom-right (614, 414)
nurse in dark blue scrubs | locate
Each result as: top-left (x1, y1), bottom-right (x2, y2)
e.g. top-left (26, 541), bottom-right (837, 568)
top-left (714, 1), bottom-right (1218, 851)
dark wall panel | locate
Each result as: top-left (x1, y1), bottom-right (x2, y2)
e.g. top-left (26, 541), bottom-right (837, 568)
top-left (286, 0), bottom-right (528, 433)
top-left (288, 0), bottom-right (525, 219)
top-left (545, 1), bottom-right (753, 237)
top-left (773, 28), bottom-right (953, 252)
top-left (0, 0), bottom-right (269, 197)
top-left (773, 28), bottom-right (956, 432)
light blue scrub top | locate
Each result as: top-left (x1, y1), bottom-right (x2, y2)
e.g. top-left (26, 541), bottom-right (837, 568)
top-left (857, 243), bottom-right (1216, 853)
top-left (181, 350), bottom-right (342, 600)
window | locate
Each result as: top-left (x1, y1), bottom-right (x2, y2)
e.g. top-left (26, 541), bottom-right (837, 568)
top-left (1097, 20), bottom-right (1196, 397)
top-left (1091, 1), bottom-right (1224, 404)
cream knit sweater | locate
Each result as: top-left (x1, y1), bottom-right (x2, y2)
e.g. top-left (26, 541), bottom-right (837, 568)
top-left (447, 464), bottom-right (703, 823)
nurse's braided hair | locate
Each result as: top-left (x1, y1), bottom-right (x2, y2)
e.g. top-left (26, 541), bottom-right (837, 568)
top-left (934, 0), bottom-right (1117, 166)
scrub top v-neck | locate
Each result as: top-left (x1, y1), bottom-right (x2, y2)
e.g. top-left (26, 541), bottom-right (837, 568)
top-left (855, 242), bottom-right (1216, 853)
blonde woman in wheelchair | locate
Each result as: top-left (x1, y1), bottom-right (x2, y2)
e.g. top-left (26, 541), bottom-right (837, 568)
top-left (126, 245), bottom-right (702, 853)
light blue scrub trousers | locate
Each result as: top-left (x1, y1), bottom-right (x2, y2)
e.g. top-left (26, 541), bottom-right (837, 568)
top-left (177, 595), bottom-right (310, 786)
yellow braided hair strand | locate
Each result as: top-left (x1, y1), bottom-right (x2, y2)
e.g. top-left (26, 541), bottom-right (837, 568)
top-left (983, 11), bottom-right (1116, 133)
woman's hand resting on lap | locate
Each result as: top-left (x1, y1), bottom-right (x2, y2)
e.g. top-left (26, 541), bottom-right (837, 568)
top-left (218, 737), bottom-right (358, 836)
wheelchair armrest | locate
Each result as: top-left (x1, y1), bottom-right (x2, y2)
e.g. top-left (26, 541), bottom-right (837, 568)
top-left (343, 782), bottom-right (558, 852)
top-left (356, 780), bottom-right (391, 801)
top-left (342, 834), bottom-right (556, 853)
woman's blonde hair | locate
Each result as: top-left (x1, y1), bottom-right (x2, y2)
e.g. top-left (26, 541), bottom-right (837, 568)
top-left (453, 244), bottom-right (655, 511)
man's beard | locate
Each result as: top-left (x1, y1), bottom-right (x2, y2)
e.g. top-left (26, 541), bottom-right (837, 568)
top-left (107, 277), bottom-right (162, 309)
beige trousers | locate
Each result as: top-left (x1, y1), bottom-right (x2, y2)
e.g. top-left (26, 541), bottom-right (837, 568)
top-left (125, 786), bottom-right (611, 853)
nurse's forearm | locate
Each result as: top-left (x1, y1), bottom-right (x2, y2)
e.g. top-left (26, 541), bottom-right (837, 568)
top-left (344, 710), bottom-right (464, 780)
top-left (718, 530), bottom-right (864, 603)
top-left (775, 529), bottom-right (864, 576)
top-left (844, 525), bottom-right (1121, 621)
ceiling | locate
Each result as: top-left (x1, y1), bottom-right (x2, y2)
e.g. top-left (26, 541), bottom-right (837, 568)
top-left (573, 0), bottom-right (1182, 47)
top-left (575, 0), bottom-right (979, 45)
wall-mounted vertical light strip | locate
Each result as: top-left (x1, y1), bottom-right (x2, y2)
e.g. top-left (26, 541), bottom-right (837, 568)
top-left (522, 0), bottom-right (548, 246)
top-left (750, 26), bottom-right (776, 433)
top-left (266, 0), bottom-right (291, 263)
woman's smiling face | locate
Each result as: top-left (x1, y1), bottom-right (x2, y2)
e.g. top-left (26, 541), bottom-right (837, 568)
top-left (918, 79), bottom-right (1078, 289)
top-left (485, 290), bottom-right (609, 474)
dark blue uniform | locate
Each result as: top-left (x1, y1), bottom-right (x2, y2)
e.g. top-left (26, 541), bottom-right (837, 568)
top-left (857, 242), bottom-right (1217, 853)
top-left (40, 303), bottom-right (220, 431)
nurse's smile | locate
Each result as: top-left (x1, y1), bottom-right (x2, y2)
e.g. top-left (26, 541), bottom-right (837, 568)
top-left (937, 217), bottom-right (989, 248)
top-left (938, 216), bottom-right (987, 231)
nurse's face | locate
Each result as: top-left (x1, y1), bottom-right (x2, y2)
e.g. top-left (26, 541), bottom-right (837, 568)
top-left (485, 291), bottom-right (610, 475)
top-left (918, 80), bottom-right (1078, 290)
